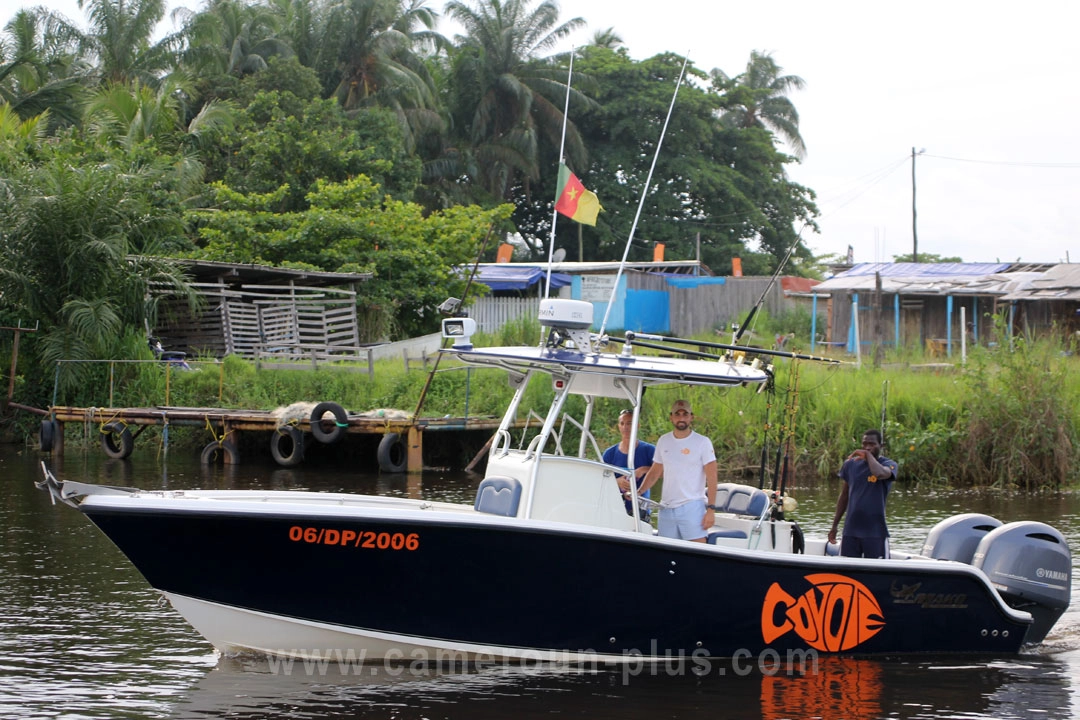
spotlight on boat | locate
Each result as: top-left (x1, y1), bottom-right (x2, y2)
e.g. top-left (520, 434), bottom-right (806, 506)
top-left (441, 316), bottom-right (476, 349)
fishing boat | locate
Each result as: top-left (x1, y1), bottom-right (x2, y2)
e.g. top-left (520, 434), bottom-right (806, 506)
top-left (34, 52), bottom-right (1071, 663)
top-left (36, 298), bottom-right (1072, 663)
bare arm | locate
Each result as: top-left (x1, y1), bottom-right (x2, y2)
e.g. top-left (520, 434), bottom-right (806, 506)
top-left (702, 460), bottom-right (718, 530)
top-left (865, 453), bottom-right (894, 480)
top-left (828, 481), bottom-right (849, 544)
top-left (637, 462), bottom-right (662, 495)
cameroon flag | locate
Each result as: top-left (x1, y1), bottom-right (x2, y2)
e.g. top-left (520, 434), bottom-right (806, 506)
top-left (554, 163), bottom-right (602, 226)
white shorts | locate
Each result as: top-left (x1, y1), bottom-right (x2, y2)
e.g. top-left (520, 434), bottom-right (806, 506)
top-left (658, 499), bottom-right (707, 540)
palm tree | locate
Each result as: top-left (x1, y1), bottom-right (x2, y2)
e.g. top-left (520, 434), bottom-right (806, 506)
top-left (308, 0), bottom-right (444, 153)
top-left (73, 0), bottom-right (184, 85)
top-left (180, 0), bottom-right (294, 78)
top-left (0, 158), bottom-right (197, 395)
top-left (712, 50), bottom-right (806, 159)
top-left (316, 0), bottom-right (438, 109)
top-left (441, 0), bottom-right (591, 200)
top-left (589, 27), bottom-right (623, 49)
top-left (83, 76), bottom-right (233, 153)
top-left (267, 0), bottom-right (319, 69)
top-left (0, 9), bottom-right (87, 127)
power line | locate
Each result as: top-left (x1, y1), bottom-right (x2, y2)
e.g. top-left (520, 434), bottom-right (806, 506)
top-left (923, 153), bottom-right (1080, 168)
top-left (816, 155), bottom-right (911, 219)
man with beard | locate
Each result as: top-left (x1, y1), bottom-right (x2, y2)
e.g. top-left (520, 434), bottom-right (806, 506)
top-left (636, 400), bottom-right (717, 541)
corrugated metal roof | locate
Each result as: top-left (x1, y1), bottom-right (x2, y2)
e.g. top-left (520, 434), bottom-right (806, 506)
top-left (1000, 264), bottom-right (1080, 300)
top-left (815, 262), bottom-right (1026, 295)
top-left (836, 262), bottom-right (1011, 277)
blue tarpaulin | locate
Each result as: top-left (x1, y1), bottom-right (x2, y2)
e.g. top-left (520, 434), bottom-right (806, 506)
top-left (473, 265), bottom-right (572, 291)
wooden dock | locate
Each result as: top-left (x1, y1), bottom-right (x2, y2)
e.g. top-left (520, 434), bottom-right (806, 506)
top-left (45, 404), bottom-right (513, 472)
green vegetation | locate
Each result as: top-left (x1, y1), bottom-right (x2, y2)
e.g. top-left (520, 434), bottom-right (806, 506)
top-left (1, 0), bottom-right (819, 421)
top-left (36, 318), bottom-right (1080, 490)
top-left (4, 0), bottom-right (1071, 491)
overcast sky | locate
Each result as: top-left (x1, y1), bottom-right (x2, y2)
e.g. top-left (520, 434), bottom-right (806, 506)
top-left (6, 0), bottom-right (1080, 265)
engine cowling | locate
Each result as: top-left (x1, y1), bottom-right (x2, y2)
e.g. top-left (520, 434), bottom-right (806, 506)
top-left (972, 521), bottom-right (1072, 645)
top-left (922, 513), bottom-right (1002, 564)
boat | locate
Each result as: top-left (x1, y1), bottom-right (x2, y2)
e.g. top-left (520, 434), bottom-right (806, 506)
top-left (36, 298), bottom-right (1072, 663)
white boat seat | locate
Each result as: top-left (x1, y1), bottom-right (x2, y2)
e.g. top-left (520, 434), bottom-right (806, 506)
top-left (717, 484), bottom-right (769, 517)
top-left (474, 476), bottom-right (522, 517)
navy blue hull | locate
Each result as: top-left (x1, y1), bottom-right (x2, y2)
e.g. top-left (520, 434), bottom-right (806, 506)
top-left (83, 506), bottom-right (1030, 656)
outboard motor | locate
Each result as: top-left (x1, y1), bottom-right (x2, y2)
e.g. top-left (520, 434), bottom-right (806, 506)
top-left (973, 521), bottom-right (1072, 645)
top-left (922, 513), bottom-right (1002, 563)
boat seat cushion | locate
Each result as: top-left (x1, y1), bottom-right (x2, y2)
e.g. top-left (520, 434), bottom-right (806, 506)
top-left (474, 476), bottom-right (522, 517)
top-left (721, 485), bottom-right (769, 517)
top-left (708, 529), bottom-right (748, 542)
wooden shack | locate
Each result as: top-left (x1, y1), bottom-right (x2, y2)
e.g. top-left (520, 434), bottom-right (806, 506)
top-left (151, 260), bottom-right (373, 361)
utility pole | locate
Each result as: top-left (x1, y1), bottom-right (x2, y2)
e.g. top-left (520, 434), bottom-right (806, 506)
top-left (912, 147), bottom-right (925, 263)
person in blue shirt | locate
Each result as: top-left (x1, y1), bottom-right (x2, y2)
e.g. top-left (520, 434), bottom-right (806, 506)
top-left (602, 409), bottom-right (655, 520)
top-left (828, 429), bottom-right (898, 558)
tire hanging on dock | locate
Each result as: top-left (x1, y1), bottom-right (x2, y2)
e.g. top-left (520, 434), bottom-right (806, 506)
top-left (310, 402), bottom-right (348, 444)
top-left (201, 439), bottom-right (239, 465)
top-left (100, 422), bottom-right (135, 459)
top-left (271, 426), bottom-right (304, 467)
top-left (40, 419), bottom-right (56, 452)
top-left (377, 432), bottom-right (408, 473)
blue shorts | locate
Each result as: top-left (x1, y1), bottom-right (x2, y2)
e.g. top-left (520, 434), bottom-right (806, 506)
top-left (658, 499), bottom-right (707, 540)
top-left (840, 536), bottom-right (890, 559)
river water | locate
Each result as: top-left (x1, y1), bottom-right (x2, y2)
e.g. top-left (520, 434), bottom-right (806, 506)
top-left (3, 444), bottom-right (1080, 719)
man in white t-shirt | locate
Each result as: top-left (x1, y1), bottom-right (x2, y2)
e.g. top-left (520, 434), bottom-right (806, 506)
top-left (636, 400), bottom-right (717, 541)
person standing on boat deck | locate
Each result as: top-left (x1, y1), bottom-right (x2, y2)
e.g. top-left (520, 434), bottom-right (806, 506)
top-left (602, 409), bottom-right (655, 520)
top-left (828, 429), bottom-right (898, 558)
top-left (636, 400), bottom-right (717, 542)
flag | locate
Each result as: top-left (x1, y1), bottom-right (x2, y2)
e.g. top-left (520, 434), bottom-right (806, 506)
top-left (554, 163), bottom-right (602, 226)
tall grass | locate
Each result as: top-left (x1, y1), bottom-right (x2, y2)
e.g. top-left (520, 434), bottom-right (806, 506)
top-left (23, 318), bottom-right (1080, 488)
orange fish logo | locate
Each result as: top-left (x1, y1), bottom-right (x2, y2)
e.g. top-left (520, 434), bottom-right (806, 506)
top-left (761, 573), bottom-right (885, 652)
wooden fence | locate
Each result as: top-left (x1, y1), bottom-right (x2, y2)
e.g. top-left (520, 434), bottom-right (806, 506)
top-left (470, 296), bottom-right (540, 334)
top-left (155, 283), bottom-right (367, 363)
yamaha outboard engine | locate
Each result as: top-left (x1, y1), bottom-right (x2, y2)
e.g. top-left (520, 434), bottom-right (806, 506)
top-left (922, 513), bottom-right (1002, 563)
top-left (973, 521), bottom-right (1072, 645)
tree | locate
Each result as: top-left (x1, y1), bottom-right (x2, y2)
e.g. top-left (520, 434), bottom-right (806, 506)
top-left (0, 9), bottom-right (87, 128)
top-left (202, 79), bottom-right (421, 212)
top-left (83, 75), bottom-right (234, 154)
top-left (311, 0), bottom-right (443, 153)
top-left (438, 0), bottom-right (591, 202)
top-left (712, 50), bottom-right (807, 160)
top-left (0, 150), bottom-right (196, 399)
top-left (529, 48), bottom-right (818, 272)
top-left (69, 0), bottom-right (184, 85)
top-left (187, 176), bottom-right (513, 339)
top-left (179, 0), bottom-right (294, 79)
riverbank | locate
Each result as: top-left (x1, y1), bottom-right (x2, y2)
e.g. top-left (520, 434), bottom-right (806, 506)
top-left (13, 322), bottom-right (1080, 488)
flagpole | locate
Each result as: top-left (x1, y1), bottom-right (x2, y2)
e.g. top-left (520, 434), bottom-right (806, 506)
top-left (544, 48), bottom-right (574, 300)
top-left (598, 53), bottom-right (690, 338)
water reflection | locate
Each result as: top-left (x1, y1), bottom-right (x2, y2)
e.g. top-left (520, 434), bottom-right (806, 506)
top-left (167, 653), bottom-right (1077, 720)
top-left (4, 446), bottom-right (1080, 719)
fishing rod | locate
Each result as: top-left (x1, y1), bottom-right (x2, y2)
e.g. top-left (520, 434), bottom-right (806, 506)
top-left (612, 331), bottom-right (845, 365)
top-left (880, 379), bottom-right (890, 449)
top-left (731, 223), bottom-right (809, 346)
top-left (757, 382), bottom-right (774, 491)
top-left (597, 53), bottom-right (691, 338)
